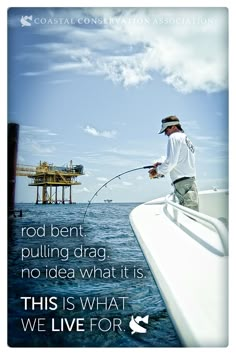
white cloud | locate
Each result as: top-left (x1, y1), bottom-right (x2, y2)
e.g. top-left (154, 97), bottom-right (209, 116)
top-left (18, 125), bottom-right (58, 157)
top-left (83, 125), bottom-right (117, 138)
top-left (77, 147), bottom-right (160, 172)
top-left (96, 177), bottom-right (109, 182)
top-left (20, 8), bottom-right (228, 93)
top-left (97, 53), bottom-right (152, 87)
top-left (30, 142), bottom-right (56, 155)
top-left (105, 147), bottom-right (157, 159)
top-left (122, 181), bottom-right (133, 186)
top-left (75, 187), bottom-right (90, 193)
top-left (48, 79), bottom-right (72, 85)
top-left (20, 125), bottom-right (58, 136)
top-left (194, 136), bottom-right (215, 141)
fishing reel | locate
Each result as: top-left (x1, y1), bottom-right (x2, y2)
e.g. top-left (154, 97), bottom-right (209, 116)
top-left (148, 168), bottom-right (164, 179)
top-left (149, 173), bottom-right (164, 179)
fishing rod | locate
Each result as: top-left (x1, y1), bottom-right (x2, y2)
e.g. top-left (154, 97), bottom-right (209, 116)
top-left (82, 165), bottom-right (154, 223)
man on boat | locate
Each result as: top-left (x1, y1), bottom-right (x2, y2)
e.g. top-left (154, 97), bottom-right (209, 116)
top-left (149, 115), bottom-right (199, 211)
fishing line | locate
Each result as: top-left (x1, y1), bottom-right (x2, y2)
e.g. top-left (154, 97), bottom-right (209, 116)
top-left (82, 165), bottom-right (154, 223)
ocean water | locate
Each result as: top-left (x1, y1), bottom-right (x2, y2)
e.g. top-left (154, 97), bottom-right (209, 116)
top-left (8, 202), bottom-right (181, 347)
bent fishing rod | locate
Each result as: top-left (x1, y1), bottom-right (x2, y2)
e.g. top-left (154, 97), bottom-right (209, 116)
top-left (82, 165), bottom-right (154, 223)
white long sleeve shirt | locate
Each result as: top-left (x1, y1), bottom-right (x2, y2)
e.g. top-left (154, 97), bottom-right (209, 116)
top-left (158, 132), bottom-right (196, 183)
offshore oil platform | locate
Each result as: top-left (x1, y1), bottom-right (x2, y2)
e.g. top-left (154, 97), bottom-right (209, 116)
top-left (8, 122), bottom-right (84, 215)
top-left (16, 161), bottom-right (84, 204)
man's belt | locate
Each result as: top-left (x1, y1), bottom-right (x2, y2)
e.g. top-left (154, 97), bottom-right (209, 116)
top-left (173, 176), bottom-right (194, 185)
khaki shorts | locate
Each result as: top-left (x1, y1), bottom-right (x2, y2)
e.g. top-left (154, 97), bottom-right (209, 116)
top-left (174, 177), bottom-right (199, 211)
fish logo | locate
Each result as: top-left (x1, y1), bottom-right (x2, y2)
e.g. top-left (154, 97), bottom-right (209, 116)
top-left (129, 315), bottom-right (149, 335)
top-left (20, 15), bottom-right (33, 27)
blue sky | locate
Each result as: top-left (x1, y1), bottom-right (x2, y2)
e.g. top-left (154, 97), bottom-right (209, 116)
top-left (8, 7), bottom-right (228, 203)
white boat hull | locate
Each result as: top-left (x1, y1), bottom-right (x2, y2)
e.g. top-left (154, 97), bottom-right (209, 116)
top-left (129, 190), bottom-right (228, 347)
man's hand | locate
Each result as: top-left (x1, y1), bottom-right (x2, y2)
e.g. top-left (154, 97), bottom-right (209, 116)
top-left (153, 162), bottom-right (162, 168)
